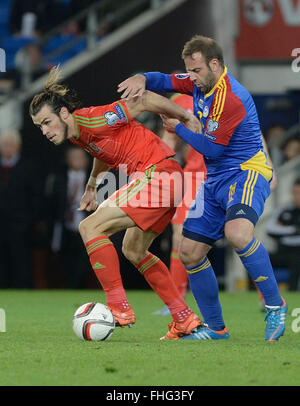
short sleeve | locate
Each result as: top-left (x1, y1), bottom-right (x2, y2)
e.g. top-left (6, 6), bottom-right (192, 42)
top-left (75, 100), bottom-right (131, 135)
top-left (170, 73), bottom-right (194, 95)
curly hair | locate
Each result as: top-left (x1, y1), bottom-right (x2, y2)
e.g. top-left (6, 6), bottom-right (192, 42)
top-left (29, 66), bottom-right (82, 116)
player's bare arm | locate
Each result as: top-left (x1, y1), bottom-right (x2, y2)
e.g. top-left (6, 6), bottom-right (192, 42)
top-left (78, 158), bottom-right (109, 212)
top-left (124, 90), bottom-right (200, 132)
top-left (117, 74), bottom-right (146, 99)
top-left (161, 115), bottom-right (201, 135)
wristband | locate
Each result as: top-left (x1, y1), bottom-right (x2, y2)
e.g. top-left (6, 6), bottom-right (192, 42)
top-left (87, 176), bottom-right (97, 188)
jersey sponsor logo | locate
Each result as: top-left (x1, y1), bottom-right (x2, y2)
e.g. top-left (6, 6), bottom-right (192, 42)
top-left (198, 99), bottom-right (204, 109)
top-left (104, 111), bottom-right (120, 126)
top-left (206, 118), bottom-right (219, 132)
top-left (174, 73), bottom-right (190, 79)
top-left (114, 104), bottom-right (127, 122)
top-left (204, 132), bottom-right (216, 142)
top-left (88, 142), bottom-right (102, 153)
top-left (228, 182), bottom-right (237, 203)
top-left (203, 105), bottom-right (209, 118)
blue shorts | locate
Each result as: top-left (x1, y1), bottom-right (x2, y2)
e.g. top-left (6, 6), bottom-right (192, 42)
top-left (183, 169), bottom-right (271, 245)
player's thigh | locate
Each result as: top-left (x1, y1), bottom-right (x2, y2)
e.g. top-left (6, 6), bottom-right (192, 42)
top-left (122, 227), bottom-right (159, 264)
top-left (224, 170), bottom-right (270, 221)
top-left (183, 182), bottom-right (225, 244)
top-left (79, 199), bottom-right (136, 242)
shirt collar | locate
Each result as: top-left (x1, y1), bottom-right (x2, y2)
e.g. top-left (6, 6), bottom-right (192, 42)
top-left (204, 66), bottom-right (228, 99)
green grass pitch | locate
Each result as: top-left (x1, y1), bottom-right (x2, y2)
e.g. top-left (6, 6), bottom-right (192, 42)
top-left (0, 289), bottom-right (299, 386)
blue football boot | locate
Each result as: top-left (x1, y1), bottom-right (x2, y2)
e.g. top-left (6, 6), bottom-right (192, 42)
top-left (265, 297), bottom-right (288, 342)
top-left (180, 323), bottom-right (229, 340)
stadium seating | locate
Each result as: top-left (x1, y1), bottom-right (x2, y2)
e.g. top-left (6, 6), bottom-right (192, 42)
top-left (0, 0), bottom-right (90, 73)
top-left (0, 0), bottom-right (11, 39)
top-left (1, 36), bottom-right (36, 70)
top-left (42, 34), bottom-right (88, 65)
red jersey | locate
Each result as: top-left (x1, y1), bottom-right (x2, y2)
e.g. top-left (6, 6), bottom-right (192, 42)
top-left (70, 100), bottom-right (175, 175)
top-left (170, 94), bottom-right (206, 174)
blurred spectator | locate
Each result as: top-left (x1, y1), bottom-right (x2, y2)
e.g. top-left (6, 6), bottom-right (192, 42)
top-left (9, 0), bottom-right (76, 37)
top-left (264, 124), bottom-right (286, 146)
top-left (1, 42), bottom-right (52, 91)
top-left (15, 42), bottom-right (51, 77)
top-left (0, 130), bottom-right (44, 288)
top-left (267, 177), bottom-right (300, 290)
top-left (263, 124), bottom-right (286, 166)
top-left (282, 136), bottom-right (300, 163)
top-left (46, 146), bottom-right (92, 288)
top-left (10, 0), bottom-right (48, 37)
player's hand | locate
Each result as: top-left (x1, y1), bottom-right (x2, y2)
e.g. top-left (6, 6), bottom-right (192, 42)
top-left (160, 114), bottom-right (180, 133)
top-left (78, 187), bottom-right (98, 212)
top-left (117, 74), bottom-right (146, 99)
top-left (185, 114), bottom-right (202, 133)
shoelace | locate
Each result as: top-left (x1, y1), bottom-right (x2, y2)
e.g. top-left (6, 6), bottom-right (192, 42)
top-left (264, 308), bottom-right (281, 328)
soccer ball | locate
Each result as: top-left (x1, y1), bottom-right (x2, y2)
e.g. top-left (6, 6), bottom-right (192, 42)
top-left (72, 302), bottom-right (115, 341)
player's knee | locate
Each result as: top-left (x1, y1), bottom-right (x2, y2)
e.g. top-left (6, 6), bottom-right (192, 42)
top-left (225, 221), bottom-right (253, 250)
top-left (178, 244), bottom-right (208, 268)
top-left (78, 213), bottom-right (106, 242)
top-left (78, 218), bottom-right (88, 240)
top-left (121, 240), bottom-right (145, 266)
top-left (78, 217), bottom-right (97, 241)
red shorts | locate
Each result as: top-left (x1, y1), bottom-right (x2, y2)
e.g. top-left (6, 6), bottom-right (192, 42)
top-left (108, 158), bottom-right (184, 234)
top-left (171, 170), bottom-right (205, 225)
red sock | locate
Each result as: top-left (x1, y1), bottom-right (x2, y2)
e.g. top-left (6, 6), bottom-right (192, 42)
top-left (170, 249), bottom-right (188, 298)
top-left (85, 236), bottom-right (129, 310)
top-left (137, 253), bottom-right (191, 322)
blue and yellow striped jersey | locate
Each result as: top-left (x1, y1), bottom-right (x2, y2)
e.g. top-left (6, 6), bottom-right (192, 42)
top-left (145, 68), bottom-right (271, 181)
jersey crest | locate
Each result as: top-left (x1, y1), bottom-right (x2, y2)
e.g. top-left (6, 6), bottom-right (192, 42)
top-left (104, 111), bottom-right (119, 126)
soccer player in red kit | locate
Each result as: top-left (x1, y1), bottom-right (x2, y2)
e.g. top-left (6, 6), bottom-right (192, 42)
top-left (30, 67), bottom-right (202, 340)
top-left (154, 93), bottom-right (206, 315)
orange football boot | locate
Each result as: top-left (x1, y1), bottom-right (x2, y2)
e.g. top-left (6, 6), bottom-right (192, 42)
top-left (160, 312), bottom-right (202, 340)
top-left (109, 306), bottom-right (136, 328)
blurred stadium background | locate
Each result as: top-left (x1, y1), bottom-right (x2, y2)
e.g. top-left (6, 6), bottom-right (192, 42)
top-left (0, 0), bottom-right (299, 292)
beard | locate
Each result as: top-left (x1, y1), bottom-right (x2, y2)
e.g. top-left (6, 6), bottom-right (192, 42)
top-left (55, 119), bottom-right (69, 145)
top-left (200, 68), bottom-right (217, 94)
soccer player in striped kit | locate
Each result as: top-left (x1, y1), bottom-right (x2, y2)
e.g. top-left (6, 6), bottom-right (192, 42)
top-left (118, 35), bottom-right (287, 342)
top-left (30, 66), bottom-right (202, 340)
